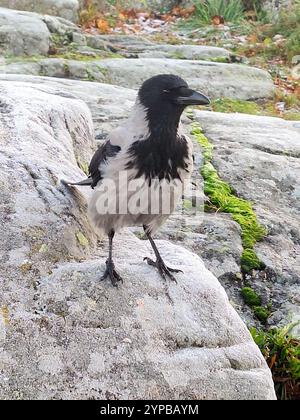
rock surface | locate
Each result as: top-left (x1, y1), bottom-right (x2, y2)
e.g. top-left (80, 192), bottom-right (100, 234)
top-left (137, 44), bottom-right (232, 60)
top-left (0, 57), bottom-right (274, 100)
top-left (0, 7), bottom-right (79, 56)
top-left (0, 0), bottom-right (80, 22)
top-left (90, 36), bottom-right (232, 60)
top-left (0, 7), bottom-right (50, 56)
top-left (0, 79), bottom-right (276, 400)
top-left (0, 73), bottom-right (136, 136)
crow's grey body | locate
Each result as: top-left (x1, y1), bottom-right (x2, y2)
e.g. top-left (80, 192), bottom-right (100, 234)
top-left (88, 101), bottom-right (193, 236)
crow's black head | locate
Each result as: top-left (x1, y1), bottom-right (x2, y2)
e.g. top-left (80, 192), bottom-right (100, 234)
top-left (138, 74), bottom-right (210, 111)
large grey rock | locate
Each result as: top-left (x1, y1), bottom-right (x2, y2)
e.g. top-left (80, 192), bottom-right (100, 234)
top-left (0, 0), bottom-right (80, 22)
top-left (91, 58), bottom-right (274, 100)
top-left (194, 111), bottom-right (300, 330)
top-left (0, 56), bottom-right (274, 100)
top-left (0, 79), bottom-right (276, 400)
top-left (0, 73), bottom-right (136, 136)
top-left (0, 7), bottom-right (50, 56)
top-left (0, 7), bottom-right (79, 56)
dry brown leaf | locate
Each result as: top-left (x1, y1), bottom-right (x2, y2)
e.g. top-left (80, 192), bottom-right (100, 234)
top-left (212, 15), bottom-right (224, 25)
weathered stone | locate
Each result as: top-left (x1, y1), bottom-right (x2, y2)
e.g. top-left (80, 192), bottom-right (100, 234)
top-left (0, 56), bottom-right (275, 100)
top-left (0, 7), bottom-right (80, 57)
top-left (85, 34), bottom-right (155, 50)
top-left (89, 58), bottom-right (274, 100)
top-left (0, 73), bottom-right (136, 136)
top-left (0, 7), bottom-right (50, 56)
top-left (0, 79), bottom-right (276, 400)
top-left (137, 44), bottom-right (232, 60)
top-left (0, 0), bottom-right (80, 22)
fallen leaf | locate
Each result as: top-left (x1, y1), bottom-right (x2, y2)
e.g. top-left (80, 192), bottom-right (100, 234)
top-left (96, 18), bottom-right (110, 33)
top-left (212, 15), bottom-right (224, 25)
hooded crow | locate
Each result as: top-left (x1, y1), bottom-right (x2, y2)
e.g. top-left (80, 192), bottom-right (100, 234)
top-left (68, 74), bottom-right (210, 286)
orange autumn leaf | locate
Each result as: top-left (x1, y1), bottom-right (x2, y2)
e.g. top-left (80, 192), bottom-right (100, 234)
top-left (269, 354), bottom-right (277, 370)
top-left (118, 12), bottom-right (126, 21)
top-left (96, 18), bottom-right (110, 33)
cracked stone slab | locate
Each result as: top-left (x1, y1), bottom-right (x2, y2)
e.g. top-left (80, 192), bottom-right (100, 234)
top-left (0, 79), bottom-right (276, 400)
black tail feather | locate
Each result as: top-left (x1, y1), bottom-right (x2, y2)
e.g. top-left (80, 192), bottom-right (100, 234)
top-left (61, 177), bottom-right (92, 187)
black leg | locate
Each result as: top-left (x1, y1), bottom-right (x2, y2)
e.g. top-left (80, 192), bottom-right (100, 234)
top-left (101, 229), bottom-right (123, 287)
top-left (143, 225), bottom-right (183, 282)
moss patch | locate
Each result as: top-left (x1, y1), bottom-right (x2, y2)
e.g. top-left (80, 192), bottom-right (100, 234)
top-left (191, 122), bottom-right (266, 273)
top-left (241, 287), bottom-right (270, 324)
top-left (241, 249), bottom-right (264, 272)
top-left (253, 306), bottom-right (270, 324)
top-left (241, 287), bottom-right (261, 306)
top-left (208, 98), bottom-right (261, 115)
top-left (198, 97), bottom-right (300, 121)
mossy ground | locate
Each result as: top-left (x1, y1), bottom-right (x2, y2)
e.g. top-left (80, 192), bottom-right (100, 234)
top-left (198, 97), bottom-right (300, 121)
top-left (241, 287), bottom-right (270, 324)
top-left (190, 120), bottom-right (270, 324)
top-left (190, 122), bottom-right (266, 273)
top-left (241, 287), bottom-right (261, 307)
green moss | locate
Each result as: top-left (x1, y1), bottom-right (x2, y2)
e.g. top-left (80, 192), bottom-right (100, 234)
top-left (191, 122), bottom-right (266, 274)
top-left (209, 98), bottom-right (261, 115)
top-left (283, 112), bottom-right (300, 121)
top-left (52, 50), bottom-right (120, 61)
top-left (170, 51), bottom-right (186, 60)
top-left (241, 287), bottom-right (270, 324)
top-left (206, 56), bottom-right (230, 63)
top-left (241, 287), bottom-right (261, 307)
top-left (85, 68), bottom-right (96, 82)
top-left (5, 54), bottom-right (45, 64)
top-left (241, 249), bottom-right (264, 272)
top-left (253, 306), bottom-right (270, 324)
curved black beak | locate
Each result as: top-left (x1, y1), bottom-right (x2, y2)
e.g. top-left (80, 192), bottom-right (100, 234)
top-left (176, 90), bottom-right (210, 106)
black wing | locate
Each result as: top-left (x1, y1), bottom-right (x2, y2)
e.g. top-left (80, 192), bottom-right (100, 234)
top-left (89, 141), bottom-right (121, 188)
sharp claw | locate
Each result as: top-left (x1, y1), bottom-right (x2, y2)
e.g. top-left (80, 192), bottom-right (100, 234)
top-left (101, 260), bottom-right (123, 286)
top-left (143, 256), bottom-right (181, 282)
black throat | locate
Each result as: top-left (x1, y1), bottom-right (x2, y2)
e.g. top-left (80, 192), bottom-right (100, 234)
top-left (126, 103), bottom-right (189, 182)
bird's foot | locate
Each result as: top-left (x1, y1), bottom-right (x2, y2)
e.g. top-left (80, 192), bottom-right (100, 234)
top-left (101, 259), bottom-right (123, 287)
top-left (143, 257), bottom-right (182, 283)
